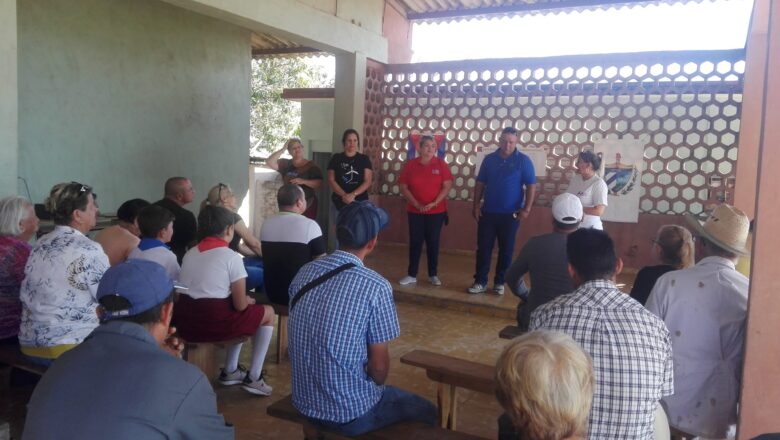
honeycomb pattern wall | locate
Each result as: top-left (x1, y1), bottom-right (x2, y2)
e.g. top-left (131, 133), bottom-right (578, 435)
top-left (370, 50), bottom-right (744, 215)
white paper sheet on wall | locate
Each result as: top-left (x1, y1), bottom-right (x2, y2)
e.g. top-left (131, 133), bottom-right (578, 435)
top-left (474, 146), bottom-right (548, 177)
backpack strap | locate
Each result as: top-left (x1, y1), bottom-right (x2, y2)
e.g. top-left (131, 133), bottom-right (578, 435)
top-left (289, 263), bottom-right (356, 311)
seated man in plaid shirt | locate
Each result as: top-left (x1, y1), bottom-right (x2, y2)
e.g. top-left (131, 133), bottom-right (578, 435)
top-left (288, 201), bottom-right (436, 436)
top-left (529, 228), bottom-right (674, 439)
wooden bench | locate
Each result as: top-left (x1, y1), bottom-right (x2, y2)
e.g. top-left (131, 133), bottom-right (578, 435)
top-left (271, 303), bottom-right (289, 364)
top-left (0, 344), bottom-right (48, 377)
top-left (400, 350), bottom-right (495, 431)
top-left (498, 326), bottom-right (523, 340)
top-left (267, 395), bottom-right (486, 440)
top-left (182, 336), bottom-right (249, 382)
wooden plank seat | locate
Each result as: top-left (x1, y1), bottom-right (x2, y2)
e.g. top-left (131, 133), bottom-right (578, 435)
top-left (498, 326), bottom-right (523, 340)
top-left (0, 344), bottom-right (48, 376)
top-left (267, 395), bottom-right (486, 440)
top-left (182, 336), bottom-right (249, 382)
top-left (400, 350), bottom-right (495, 431)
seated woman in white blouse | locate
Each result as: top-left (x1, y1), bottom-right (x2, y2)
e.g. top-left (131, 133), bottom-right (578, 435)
top-left (566, 150), bottom-right (608, 230)
top-left (19, 182), bottom-right (109, 365)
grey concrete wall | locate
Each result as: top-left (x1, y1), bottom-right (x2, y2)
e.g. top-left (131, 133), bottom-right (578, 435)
top-left (17, 0), bottom-right (251, 212)
top-left (0, 0), bottom-right (17, 195)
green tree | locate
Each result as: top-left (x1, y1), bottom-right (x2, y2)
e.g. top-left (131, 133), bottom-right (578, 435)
top-left (250, 57), bottom-right (333, 157)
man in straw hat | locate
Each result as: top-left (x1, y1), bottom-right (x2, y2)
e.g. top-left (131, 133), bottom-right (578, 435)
top-left (646, 204), bottom-right (750, 439)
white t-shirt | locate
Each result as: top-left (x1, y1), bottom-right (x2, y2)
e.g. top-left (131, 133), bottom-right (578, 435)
top-left (128, 246), bottom-right (181, 282)
top-left (179, 246), bottom-right (247, 300)
top-left (567, 174), bottom-right (609, 230)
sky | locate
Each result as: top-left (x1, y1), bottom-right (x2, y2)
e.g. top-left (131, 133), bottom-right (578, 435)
top-left (411, 0), bottom-right (754, 62)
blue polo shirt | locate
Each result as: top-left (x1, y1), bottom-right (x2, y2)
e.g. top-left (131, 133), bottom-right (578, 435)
top-left (477, 149), bottom-right (536, 214)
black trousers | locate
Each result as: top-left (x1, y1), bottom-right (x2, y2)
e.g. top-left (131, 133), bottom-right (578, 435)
top-left (407, 212), bottom-right (446, 277)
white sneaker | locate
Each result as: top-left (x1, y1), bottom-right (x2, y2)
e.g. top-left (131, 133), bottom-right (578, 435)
top-left (492, 284), bottom-right (505, 295)
top-left (429, 276), bottom-right (442, 286)
top-left (398, 276), bottom-right (417, 285)
top-left (218, 365), bottom-right (247, 386)
top-left (468, 283), bottom-right (487, 294)
top-left (242, 372), bottom-right (272, 396)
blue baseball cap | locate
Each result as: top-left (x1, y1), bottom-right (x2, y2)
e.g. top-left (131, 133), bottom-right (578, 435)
top-left (97, 259), bottom-right (185, 320)
top-left (336, 201), bottom-right (389, 248)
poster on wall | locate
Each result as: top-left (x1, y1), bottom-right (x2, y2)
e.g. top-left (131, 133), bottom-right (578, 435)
top-left (475, 145), bottom-right (548, 177)
top-left (407, 132), bottom-right (447, 160)
top-left (593, 137), bottom-right (646, 223)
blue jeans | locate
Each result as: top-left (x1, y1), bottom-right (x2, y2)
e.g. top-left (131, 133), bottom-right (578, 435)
top-left (244, 257), bottom-right (264, 292)
top-left (474, 212), bottom-right (520, 286)
top-left (309, 386), bottom-right (437, 436)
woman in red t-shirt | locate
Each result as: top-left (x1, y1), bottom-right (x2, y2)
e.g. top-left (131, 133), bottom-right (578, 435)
top-left (398, 135), bottom-right (453, 286)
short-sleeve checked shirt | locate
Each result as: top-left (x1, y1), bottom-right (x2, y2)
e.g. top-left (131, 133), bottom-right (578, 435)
top-left (288, 251), bottom-right (400, 423)
top-left (530, 279), bottom-right (674, 440)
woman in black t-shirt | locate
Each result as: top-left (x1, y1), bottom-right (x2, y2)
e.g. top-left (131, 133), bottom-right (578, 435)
top-left (327, 128), bottom-right (373, 211)
top-left (630, 224), bottom-right (695, 305)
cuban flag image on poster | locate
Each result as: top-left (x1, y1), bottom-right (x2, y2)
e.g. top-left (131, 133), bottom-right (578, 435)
top-left (406, 132), bottom-right (447, 160)
top-left (594, 137), bottom-right (646, 223)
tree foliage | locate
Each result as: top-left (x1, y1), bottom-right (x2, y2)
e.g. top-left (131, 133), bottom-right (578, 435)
top-left (250, 57), bottom-right (333, 157)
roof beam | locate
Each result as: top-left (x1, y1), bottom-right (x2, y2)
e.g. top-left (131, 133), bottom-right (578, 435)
top-left (407, 0), bottom-right (663, 21)
top-left (161, 0), bottom-right (388, 62)
top-left (251, 47), bottom-right (322, 58)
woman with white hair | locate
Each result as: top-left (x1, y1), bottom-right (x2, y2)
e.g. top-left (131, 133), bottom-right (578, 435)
top-left (495, 330), bottom-right (594, 440)
top-left (0, 196), bottom-right (39, 342)
top-left (19, 182), bottom-right (109, 365)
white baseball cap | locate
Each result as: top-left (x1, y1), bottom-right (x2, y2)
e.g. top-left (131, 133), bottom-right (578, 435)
top-left (552, 193), bottom-right (583, 225)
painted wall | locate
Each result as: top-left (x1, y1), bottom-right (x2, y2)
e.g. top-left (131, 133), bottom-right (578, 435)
top-left (301, 100), bottom-right (335, 153)
top-left (17, 0), bottom-right (251, 213)
top-left (383, 1), bottom-right (413, 63)
top-left (0, 0), bottom-right (17, 194)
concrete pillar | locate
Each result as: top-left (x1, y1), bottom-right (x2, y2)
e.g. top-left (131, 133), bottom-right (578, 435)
top-left (737, 1), bottom-right (780, 438)
top-left (328, 51), bottom-right (367, 250)
top-left (733, 0), bottom-right (770, 218)
top-left (332, 52), bottom-right (367, 152)
top-left (0, 1), bottom-right (18, 195)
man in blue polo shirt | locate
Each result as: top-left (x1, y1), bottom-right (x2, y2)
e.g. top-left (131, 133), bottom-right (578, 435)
top-left (469, 126), bottom-right (537, 294)
top-left (288, 201), bottom-right (436, 436)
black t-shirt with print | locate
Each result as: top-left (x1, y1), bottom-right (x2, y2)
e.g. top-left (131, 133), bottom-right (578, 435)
top-left (327, 152), bottom-right (372, 210)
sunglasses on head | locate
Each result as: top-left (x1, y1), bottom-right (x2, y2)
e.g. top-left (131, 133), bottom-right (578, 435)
top-left (70, 182), bottom-right (96, 200)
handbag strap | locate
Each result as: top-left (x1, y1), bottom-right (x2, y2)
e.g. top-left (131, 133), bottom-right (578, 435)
top-left (289, 263), bottom-right (356, 311)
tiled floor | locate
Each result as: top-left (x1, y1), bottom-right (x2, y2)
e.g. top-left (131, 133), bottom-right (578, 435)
top-left (1, 244), bottom-right (638, 439)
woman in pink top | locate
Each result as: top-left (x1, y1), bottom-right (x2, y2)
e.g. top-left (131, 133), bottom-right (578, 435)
top-left (0, 196), bottom-right (39, 342)
top-left (398, 135), bottom-right (453, 286)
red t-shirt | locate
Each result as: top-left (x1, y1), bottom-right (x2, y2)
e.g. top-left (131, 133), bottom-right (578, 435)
top-left (398, 157), bottom-right (453, 214)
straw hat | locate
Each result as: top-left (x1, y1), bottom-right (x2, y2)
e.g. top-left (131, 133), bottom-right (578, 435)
top-left (684, 204), bottom-right (750, 256)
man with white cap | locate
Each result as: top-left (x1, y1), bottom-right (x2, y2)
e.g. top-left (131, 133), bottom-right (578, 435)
top-left (288, 201), bottom-right (436, 436)
top-left (24, 259), bottom-right (233, 439)
top-left (505, 193), bottom-right (583, 331)
top-left (646, 204), bottom-right (750, 439)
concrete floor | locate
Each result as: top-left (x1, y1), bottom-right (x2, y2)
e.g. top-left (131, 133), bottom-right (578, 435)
top-left (1, 244), bottom-right (637, 439)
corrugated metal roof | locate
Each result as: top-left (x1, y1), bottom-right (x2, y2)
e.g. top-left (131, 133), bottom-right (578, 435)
top-left (396, 0), bottom-right (711, 22)
top-left (250, 0), bottom-right (712, 56)
top-left (251, 32), bottom-right (328, 58)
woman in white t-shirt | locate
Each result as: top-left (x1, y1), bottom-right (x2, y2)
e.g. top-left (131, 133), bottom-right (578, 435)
top-left (566, 150), bottom-right (608, 230)
top-left (174, 205), bottom-right (276, 396)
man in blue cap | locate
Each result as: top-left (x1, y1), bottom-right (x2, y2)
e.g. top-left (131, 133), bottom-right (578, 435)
top-left (288, 201), bottom-right (436, 436)
top-left (24, 259), bottom-right (234, 439)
